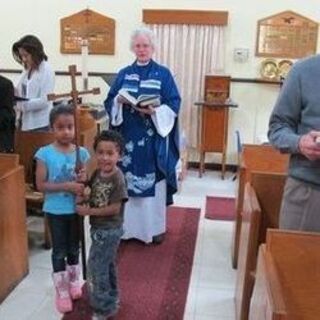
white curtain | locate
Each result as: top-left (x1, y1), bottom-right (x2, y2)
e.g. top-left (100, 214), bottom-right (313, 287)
top-left (148, 24), bottom-right (225, 148)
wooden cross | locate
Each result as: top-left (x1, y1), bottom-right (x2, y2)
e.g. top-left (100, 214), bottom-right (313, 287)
top-left (48, 64), bottom-right (100, 171)
top-left (47, 64), bottom-right (100, 279)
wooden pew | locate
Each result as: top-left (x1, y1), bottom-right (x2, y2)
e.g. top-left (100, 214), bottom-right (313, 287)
top-left (0, 154), bottom-right (28, 303)
top-left (235, 183), bottom-right (261, 320)
top-left (0, 153), bottom-right (19, 172)
top-left (15, 131), bottom-right (55, 184)
top-left (232, 144), bottom-right (289, 268)
top-left (249, 229), bottom-right (320, 320)
top-left (235, 171), bottom-right (287, 320)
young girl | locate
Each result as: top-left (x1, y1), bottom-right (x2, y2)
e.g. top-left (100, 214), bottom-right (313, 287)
top-left (35, 104), bottom-right (90, 313)
top-left (76, 130), bottom-right (128, 320)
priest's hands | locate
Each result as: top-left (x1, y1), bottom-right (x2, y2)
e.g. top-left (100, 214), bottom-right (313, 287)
top-left (134, 105), bottom-right (156, 115)
top-left (117, 95), bottom-right (130, 104)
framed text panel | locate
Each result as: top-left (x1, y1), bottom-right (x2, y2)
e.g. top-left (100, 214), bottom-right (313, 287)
top-left (256, 11), bottom-right (318, 59)
top-left (60, 9), bottom-right (115, 55)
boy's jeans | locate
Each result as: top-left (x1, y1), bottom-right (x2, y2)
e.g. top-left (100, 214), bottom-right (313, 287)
top-left (87, 226), bottom-right (123, 316)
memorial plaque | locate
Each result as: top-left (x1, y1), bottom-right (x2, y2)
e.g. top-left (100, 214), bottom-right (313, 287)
top-left (256, 11), bottom-right (318, 59)
top-left (61, 9), bottom-right (115, 55)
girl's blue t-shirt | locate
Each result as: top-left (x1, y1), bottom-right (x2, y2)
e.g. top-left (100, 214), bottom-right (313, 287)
top-left (35, 144), bottom-right (90, 215)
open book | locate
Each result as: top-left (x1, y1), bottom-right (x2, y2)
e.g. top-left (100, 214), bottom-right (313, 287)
top-left (118, 89), bottom-right (160, 108)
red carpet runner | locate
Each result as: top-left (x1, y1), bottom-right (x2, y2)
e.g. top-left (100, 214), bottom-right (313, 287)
top-left (63, 206), bottom-right (200, 320)
top-left (205, 196), bottom-right (236, 221)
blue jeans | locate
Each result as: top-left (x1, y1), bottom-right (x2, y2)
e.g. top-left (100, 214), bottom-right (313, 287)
top-left (46, 213), bottom-right (80, 272)
top-left (87, 226), bottom-right (123, 315)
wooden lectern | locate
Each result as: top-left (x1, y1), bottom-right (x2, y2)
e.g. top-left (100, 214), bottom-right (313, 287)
top-left (196, 75), bottom-right (236, 179)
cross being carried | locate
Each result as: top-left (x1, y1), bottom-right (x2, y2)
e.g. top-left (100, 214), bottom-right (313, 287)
top-left (47, 64), bottom-right (100, 279)
top-left (48, 64), bottom-right (100, 170)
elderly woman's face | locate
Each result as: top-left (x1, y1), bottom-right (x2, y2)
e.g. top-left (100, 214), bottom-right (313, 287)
top-left (132, 34), bottom-right (154, 63)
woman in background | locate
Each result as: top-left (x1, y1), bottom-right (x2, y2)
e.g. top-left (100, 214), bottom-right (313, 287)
top-left (105, 27), bottom-right (181, 244)
top-left (12, 34), bottom-right (54, 131)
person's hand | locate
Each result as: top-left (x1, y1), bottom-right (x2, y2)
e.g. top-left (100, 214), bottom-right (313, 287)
top-left (134, 105), bottom-right (156, 116)
top-left (298, 131), bottom-right (320, 160)
top-left (117, 95), bottom-right (129, 105)
top-left (76, 203), bottom-right (91, 216)
top-left (65, 182), bottom-right (85, 195)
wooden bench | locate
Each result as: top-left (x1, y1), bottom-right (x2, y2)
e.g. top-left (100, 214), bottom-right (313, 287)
top-left (232, 144), bottom-right (289, 268)
top-left (0, 153), bottom-right (28, 303)
top-left (235, 171), bottom-right (287, 320)
top-left (249, 229), bottom-right (320, 320)
top-left (235, 182), bottom-right (261, 320)
top-left (0, 153), bottom-right (19, 172)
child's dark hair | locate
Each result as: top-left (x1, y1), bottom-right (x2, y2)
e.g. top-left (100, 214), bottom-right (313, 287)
top-left (94, 130), bottom-right (125, 155)
top-left (12, 35), bottom-right (48, 68)
top-left (49, 104), bottom-right (74, 127)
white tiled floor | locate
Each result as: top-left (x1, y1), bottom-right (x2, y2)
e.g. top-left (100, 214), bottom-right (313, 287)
top-left (0, 169), bottom-right (236, 320)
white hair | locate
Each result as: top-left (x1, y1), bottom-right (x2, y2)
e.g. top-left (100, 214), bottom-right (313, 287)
top-left (130, 27), bottom-right (157, 51)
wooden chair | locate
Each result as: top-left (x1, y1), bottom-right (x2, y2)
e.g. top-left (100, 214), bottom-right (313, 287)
top-left (0, 154), bottom-right (28, 303)
top-left (235, 183), bottom-right (261, 320)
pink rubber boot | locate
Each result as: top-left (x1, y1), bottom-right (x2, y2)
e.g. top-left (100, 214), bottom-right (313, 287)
top-left (53, 271), bottom-right (73, 313)
top-left (67, 264), bottom-right (82, 300)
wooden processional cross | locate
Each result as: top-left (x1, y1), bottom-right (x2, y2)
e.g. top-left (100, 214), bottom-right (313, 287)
top-left (47, 64), bottom-right (100, 279)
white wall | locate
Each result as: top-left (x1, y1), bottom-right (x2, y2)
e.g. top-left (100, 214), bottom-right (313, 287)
top-left (1, 0), bottom-right (319, 163)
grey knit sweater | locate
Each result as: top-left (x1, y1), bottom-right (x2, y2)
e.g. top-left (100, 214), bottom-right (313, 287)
top-left (268, 54), bottom-right (320, 188)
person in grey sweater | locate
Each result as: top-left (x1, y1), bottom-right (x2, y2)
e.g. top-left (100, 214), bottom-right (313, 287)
top-left (268, 54), bottom-right (320, 232)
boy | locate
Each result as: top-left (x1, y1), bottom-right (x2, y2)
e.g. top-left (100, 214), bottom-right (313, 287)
top-left (76, 130), bottom-right (128, 320)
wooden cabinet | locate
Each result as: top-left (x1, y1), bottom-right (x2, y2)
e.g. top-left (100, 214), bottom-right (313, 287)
top-left (198, 75), bottom-right (231, 179)
top-left (249, 229), bottom-right (320, 320)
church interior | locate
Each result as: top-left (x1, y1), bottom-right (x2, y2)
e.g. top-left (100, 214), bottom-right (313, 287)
top-left (1, 1), bottom-right (320, 319)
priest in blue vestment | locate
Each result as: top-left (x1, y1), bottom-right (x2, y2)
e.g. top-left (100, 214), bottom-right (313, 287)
top-left (104, 27), bottom-right (181, 244)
